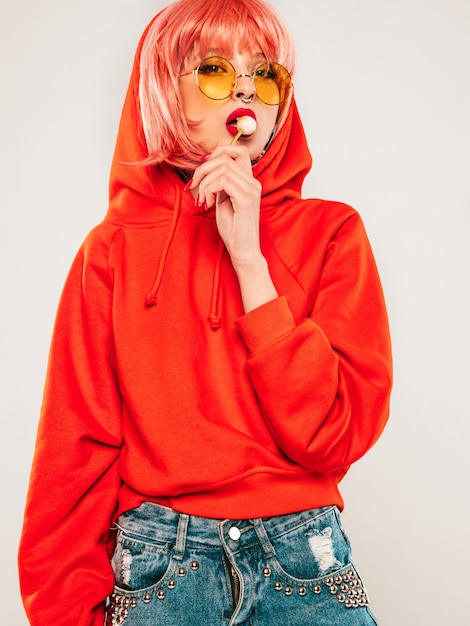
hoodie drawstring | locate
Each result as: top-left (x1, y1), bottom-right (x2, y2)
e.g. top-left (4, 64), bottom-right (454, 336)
top-left (145, 185), bottom-right (225, 331)
top-left (207, 238), bottom-right (225, 330)
top-left (145, 186), bottom-right (182, 307)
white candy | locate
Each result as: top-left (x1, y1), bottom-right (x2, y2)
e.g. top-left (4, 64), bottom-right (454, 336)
top-left (236, 116), bottom-right (257, 135)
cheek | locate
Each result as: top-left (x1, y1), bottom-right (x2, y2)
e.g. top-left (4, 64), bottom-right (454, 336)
top-left (258, 108), bottom-right (279, 143)
top-left (180, 90), bottom-right (222, 144)
top-left (180, 79), bottom-right (207, 124)
top-left (269, 105), bottom-right (280, 129)
top-left (181, 95), bottom-right (206, 125)
top-left (184, 112), bottom-right (219, 150)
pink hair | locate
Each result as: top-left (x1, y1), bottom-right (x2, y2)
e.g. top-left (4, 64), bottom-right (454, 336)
top-left (139, 0), bottom-right (295, 169)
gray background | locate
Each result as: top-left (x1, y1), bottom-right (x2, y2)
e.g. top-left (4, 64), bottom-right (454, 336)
top-left (1, 1), bottom-right (469, 624)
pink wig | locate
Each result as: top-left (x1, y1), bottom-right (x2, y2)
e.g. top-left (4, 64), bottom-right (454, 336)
top-left (139, 0), bottom-right (295, 168)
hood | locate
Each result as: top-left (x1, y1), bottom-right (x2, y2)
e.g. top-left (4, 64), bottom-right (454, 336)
top-left (105, 16), bottom-right (313, 324)
top-left (106, 16), bottom-right (312, 225)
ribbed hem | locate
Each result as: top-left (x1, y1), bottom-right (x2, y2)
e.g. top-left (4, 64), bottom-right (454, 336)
top-left (235, 296), bottom-right (297, 357)
top-left (117, 470), bottom-right (345, 521)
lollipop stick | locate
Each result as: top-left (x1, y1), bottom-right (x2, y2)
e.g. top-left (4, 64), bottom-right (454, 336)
top-left (230, 129), bottom-right (244, 145)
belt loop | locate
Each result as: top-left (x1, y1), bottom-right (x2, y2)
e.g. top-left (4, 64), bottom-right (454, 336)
top-left (173, 513), bottom-right (189, 561)
top-left (252, 518), bottom-right (276, 559)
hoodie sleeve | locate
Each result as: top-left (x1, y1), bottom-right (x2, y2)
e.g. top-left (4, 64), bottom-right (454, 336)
top-left (18, 227), bottom-right (122, 626)
top-left (235, 212), bottom-right (392, 473)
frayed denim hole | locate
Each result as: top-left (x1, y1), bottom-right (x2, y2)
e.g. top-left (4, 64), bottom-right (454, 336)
top-left (306, 527), bottom-right (342, 576)
top-left (111, 541), bottom-right (134, 591)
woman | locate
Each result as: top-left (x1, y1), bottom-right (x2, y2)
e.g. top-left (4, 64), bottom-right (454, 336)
top-left (19, 0), bottom-right (392, 624)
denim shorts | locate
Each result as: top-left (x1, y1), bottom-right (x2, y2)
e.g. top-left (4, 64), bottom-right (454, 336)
top-left (107, 502), bottom-right (378, 625)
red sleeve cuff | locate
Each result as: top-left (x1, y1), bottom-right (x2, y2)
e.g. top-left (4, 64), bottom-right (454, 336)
top-left (235, 296), bottom-right (297, 356)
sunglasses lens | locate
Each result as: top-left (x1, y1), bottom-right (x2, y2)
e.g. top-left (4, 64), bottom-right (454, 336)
top-left (195, 57), bottom-right (292, 105)
top-left (254, 62), bottom-right (292, 105)
top-left (196, 57), bottom-right (235, 100)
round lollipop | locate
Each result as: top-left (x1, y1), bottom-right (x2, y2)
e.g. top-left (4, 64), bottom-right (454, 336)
top-left (230, 116), bottom-right (257, 144)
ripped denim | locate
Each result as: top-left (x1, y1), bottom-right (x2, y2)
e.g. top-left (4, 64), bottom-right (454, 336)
top-left (107, 502), bottom-right (378, 626)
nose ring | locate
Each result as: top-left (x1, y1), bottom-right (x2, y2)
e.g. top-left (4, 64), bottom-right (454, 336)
top-left (235, 72), bottom-right (255, 104)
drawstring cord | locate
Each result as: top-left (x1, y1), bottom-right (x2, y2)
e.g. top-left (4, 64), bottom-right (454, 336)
top-left (144, 184), bottom-right (225, 330)
top-left (145, 186), bottom-right (182, 306)
top-left (207, 238), bottom-right (225, 330)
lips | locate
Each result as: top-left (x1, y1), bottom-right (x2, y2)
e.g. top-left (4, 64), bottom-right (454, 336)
top-left (226, 108), bottom-right (257, 138)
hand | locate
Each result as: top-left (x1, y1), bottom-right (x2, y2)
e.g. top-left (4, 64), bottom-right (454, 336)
top-left (191, 145), bottom-right (263, 270)
top-left (189, 145), bottom-right (278, 313)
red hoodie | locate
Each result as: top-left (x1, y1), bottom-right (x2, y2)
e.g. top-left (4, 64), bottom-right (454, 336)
top-left (18, 22), bottom-right (392, 626)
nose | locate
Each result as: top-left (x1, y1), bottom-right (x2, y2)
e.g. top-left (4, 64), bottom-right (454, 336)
top-left (234, 73), bottom-right (256, 102)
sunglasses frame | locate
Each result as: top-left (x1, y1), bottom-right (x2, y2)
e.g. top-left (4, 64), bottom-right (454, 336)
top-left (182, 56), bottom-right (293, 106)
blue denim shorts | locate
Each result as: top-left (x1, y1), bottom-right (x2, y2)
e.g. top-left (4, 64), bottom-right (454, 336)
top-left (107, 502), bottom-right (378, 625)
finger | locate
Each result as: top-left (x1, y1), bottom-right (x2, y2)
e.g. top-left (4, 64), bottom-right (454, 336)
top-left (208, 143), bottom-right (253, 166)
top-left (192, 147), bottom-right (252, 189)
top-left (198, 166), bottom-right (259, 212)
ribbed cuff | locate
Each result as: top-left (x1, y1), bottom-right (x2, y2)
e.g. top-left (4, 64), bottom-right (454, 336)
top-left (235, 296), bottom-right (296, 356)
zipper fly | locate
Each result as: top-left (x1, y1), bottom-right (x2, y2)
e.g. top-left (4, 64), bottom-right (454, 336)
top-left (230, 565), bottom-right (241, 606)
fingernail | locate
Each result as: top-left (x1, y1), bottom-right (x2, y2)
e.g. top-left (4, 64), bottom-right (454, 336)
top-left (184, 177), bottom-right (193, 191)
top-left (200, 152), bottom-right (212, 162)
